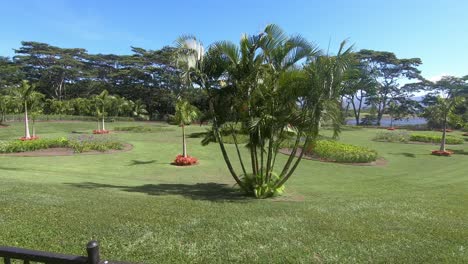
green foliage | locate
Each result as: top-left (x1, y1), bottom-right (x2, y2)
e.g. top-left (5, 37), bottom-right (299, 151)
top-left (114, 126), bottom-right (152, 132)
top-left (114, 126), bottom-right (174, 133)
top-left (240, 172), bottom-right (285, 199)
top-left (307, 140), bottom-right (378, 163)
top-left (174, 99), bottom-right (200, 125)
top-left (67, 135), bottom-right (124, 153)
top-left (0, 135), bottom-right (123, 153)
top-left (374, 131), bottom-right (410, 143)
top-left (0, 137), bottom-right (68, 153)
top-left (409, 133), bottom-right (464, 144)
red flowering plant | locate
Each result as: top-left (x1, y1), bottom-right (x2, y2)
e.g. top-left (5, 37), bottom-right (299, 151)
top-left (93, 130), bottom-right (110, 134)
top-left (19, 136), bottom-right (39, 141)
top-left (439, 128), bottom-right (453, 132)
top-left (173, 155), bottom-right (198, 166)
top-left (431, 150), bottom-right (453, 156)
top-left (386, 127), bottom-right (396, 131)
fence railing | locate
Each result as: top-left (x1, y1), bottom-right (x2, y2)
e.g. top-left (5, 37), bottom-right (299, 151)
top-left (0, 241), bottom-right (132, 264)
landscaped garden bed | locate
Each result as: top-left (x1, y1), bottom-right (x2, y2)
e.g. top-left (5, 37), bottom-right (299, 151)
top-left (374, 131), bottom-right (465, 145)
top-left (0, 135), bottom-right (126, 155)
top-left (280, 139), bottom-right (380, 165)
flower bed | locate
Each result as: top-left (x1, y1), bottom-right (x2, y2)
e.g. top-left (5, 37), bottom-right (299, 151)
top-left (173, 155), bottom-right (198, 166)
top-left (305, 140), bottom-right (378, 163)
top-left (19, 136), bottom-right (40, 141)
top-left (410, 134), bottom-right (464, 144)
top-left (431, 150), bottom-right (453, 156)
top-left (439, 129), bottom-right (453, 132)
top-left (1, 135), bottom-right (123, 153)
top-left (93, 130), bottom-right (110, 134)
top-left (374, 131), bottom-right (410, 143)
top-left (386, 127), bottom-right (396, 131)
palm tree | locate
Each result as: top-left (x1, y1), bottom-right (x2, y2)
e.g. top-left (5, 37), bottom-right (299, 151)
top-left (94, 90), bottom-right (109, 131)
top-left (14, 80), bottom-right (39, 139)
top-left (29, 92), bottom-right (45, 137)
top-left (174, 99), bottom-right (199, 157)
top-left (174, 25), bottom-right (351, 198)
top-left (428, 76), bottom-right (468, 152)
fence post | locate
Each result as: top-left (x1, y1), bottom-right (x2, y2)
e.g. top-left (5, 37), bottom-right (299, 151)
top-left (86, 241), bottom-right (100, 264)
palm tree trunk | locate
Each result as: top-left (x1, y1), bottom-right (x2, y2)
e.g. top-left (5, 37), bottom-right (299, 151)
top-left (182, 124), bottom-right (187, 157)
top-left (24, 102), bottom-right (31, 139)
top-left (440, 114), bottom-right (447, 152)
top-left (232, 132), bottom-right (247, 176)
top-left (102, 117), bottom-right (106, 131)
top-left (32, 119), bottom-right (36, 137)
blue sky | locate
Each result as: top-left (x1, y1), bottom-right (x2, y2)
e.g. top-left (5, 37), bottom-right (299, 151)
top-left (1, 0), bottom-right (467, 80)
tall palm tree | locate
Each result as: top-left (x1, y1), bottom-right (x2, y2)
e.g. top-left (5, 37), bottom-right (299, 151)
top-left (14, 80), bottom-right (38, 139)
top-left (174, 99), bottom-right (199, 157)
top-left (94, 90), bottom-right (109, 131)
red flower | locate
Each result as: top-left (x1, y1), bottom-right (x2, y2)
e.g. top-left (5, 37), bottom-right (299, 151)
top-left (431, 150), bottom-right (453, 156)
top-left (173, 155), bottom-right (198, 166)
top-left (19, 136), bottom-right (39, 141)
top-left (93, 130), bottom-right (110, 134)
top-left (387, 127), bottom-right (396, 131)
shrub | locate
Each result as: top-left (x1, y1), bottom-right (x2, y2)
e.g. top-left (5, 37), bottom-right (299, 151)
top-left (306, 140), bottom-right (378, 163)
top-left (0, 137), bottom-right (68, 153)
top-left (374, 131), bottom-right (410, 143)
top-left (114, 126), bottom-right (174, 133)
top-left (93, 130), bottom-right (110, 134)
top-left (173, 155), bottom-right (198, 166)
top-left (68, 135), bottom-right (123, 153)
top-left (409, 134), bottom-right (464, 144)
top-left (0, 135), bottom-right (123, 153)
top-left (431, 150), bottom-right (453, 156)
top-left (114, 126), bottom-right (152, 132)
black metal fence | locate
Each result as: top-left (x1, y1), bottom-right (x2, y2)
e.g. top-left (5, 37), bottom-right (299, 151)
top-left (0, 241), bottom-right (132, 264)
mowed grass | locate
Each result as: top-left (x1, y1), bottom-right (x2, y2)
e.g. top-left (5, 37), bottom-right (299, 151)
top-left (0, 122), bottom-right (467, 263)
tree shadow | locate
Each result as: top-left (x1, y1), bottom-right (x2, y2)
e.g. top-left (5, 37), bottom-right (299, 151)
top-left (449, 149), bottom-right (468, 155)
top-left (389, 152), bottom-right (416, 158)
top-left (128, 160), bottom-right (157, 166)
top-left (0, 166), bottom-right (25, 171)
top-left (188, 132), bottom-right (208, 138)
top-left (66, 182), bottom-right (251, 202)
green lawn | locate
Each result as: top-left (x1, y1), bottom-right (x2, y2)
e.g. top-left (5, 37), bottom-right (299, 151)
top-left (1, 122), bottom-right (467, 263)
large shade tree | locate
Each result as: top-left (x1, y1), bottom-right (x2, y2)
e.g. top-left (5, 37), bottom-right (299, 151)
top-left (356, 50), bottom-right (423, 125)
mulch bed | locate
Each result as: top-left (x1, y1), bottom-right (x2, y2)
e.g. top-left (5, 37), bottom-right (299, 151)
top-left (0, 143), bottom-right (133, 157)
top-left (278, 148), bottom-right (387, 167)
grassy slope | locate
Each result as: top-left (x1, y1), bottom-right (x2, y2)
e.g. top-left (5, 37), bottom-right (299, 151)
top-left (0, 122), bottom-right (467, 263)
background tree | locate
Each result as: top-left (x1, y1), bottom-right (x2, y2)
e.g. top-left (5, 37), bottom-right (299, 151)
top-left (341, 56), bottom-right (377, 125)
top-left (419, 76), bottom-right (468, 151)
top-left (356, 50), bottom-right (423, 125)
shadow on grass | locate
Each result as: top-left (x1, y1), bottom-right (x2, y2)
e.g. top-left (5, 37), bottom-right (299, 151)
top-left (66, 182), bottom-right (251, 202)
top-left (188, 132), bottom-right (208, 138)
top-left (390, 152), bottom-right (416, 158)
top-left (449, 149), bottom-right (468, 155)
top-left (128, 160), bottom-right (157, 166)
top-left (0, 166), bottom-right (25, 171)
